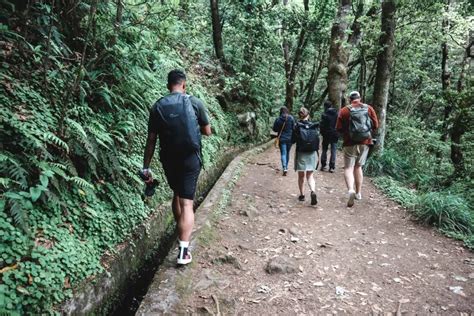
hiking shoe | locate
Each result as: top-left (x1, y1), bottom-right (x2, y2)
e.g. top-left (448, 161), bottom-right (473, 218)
top-left (329, 168), bottom-right (335, 173)
top-left (177, 251), bottom-right (192, 265)
top-left (310, 191), bottom-right (318, 205)
top-left (320, 166), bottom-right (327, 171)
top-left (283, 170), bottom-right (288, 176)
top-left (355, 192), bottom-right (362, 200)
top-left (298, 195), bottom-right (305, 201)
top-left (347, 190), bottom-right (356, 207)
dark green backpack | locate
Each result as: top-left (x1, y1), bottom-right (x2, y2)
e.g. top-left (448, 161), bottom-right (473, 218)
top-left (348, 104), bottom-right (372, 142)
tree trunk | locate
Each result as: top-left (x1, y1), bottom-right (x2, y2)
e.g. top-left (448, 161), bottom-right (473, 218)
top-left (282, 0), bottom-right (309, 111)
top-left (440, 0), bottom-right (451, 142)
top-left (327, 0), bottom-right (351, 109)
top-left (357, 50), bottom-right (367, 99)
top-left (372, 0), bottom-right (396, 153)
top-left (450, 33), bottom-right (472, 178)
top-left (304, 49), bottom-right (326, 108)
top-left (210, 0), bottom-right (226, 64)
top-left (450, 114), bottom-right (465, 179)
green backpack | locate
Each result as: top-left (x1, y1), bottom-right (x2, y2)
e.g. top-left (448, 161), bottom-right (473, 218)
top-left (348, 104), bottom-right (372, 142)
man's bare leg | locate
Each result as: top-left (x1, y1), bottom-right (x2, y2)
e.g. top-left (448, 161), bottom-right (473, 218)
top-left (178, 198), bottom-right (194, 242)
top-left (354, 165), bottom-right (363, 198)
top-left (172, 194), bottom-right (181, 223)
top-left (344, 165), bottom-right (356, 207)
top-left (344, 166), bottom-right (355, 192)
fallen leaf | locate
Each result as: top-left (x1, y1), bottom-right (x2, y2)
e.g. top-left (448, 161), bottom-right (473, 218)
top-left (0, 263), bottom-right (19, 274)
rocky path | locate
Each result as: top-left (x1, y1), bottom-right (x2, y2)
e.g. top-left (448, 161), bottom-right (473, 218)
top-left (140, 147), bottom-right (473, 315)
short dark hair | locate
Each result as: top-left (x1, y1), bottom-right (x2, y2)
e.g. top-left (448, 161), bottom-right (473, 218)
top-left (167, 69), bottom-right (186, 86)
top-left (280, 106), bottom-right (289, 116)
top-left (324, 100), bottom-right (332, 110)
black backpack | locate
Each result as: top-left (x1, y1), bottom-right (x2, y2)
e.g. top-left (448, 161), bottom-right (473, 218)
top-left (295, 121), bottom-right (319, 152)
top-left (155, 94), bottom-right (201, 156)
top-left (348, 104), bottom-right (372, 142)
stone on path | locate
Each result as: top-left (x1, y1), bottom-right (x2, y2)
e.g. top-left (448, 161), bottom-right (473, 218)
top-left (265, 256), bottom-right (298, 274)
top-left (240, 206), bottom-right (259, 219)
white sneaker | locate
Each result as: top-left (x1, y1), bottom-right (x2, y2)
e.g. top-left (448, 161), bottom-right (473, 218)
top-left (355, 193), bottom-right (362, 200)
top-left (177, 251), bottom-right (192, 265)
top-left (347, 190), bottom-right (356, 207)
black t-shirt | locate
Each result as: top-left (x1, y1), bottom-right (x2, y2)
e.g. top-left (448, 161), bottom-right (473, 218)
top-left (147, 92), bottom-right (209, 159)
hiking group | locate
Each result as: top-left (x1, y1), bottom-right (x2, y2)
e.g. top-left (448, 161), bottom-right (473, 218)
top-left (272, 91), bottom-right (379, 208)
top-left (141, 69), bottom-right (378, 266)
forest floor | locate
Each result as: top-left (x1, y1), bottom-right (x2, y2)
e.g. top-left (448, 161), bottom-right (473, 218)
top-left (144, 147), bottom-right (474, 315)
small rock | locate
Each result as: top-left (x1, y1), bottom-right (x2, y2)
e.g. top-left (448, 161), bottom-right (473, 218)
top-left (463, 258), bottom-right (474, 265)
top-left (278, 228), bottom-right (288, 234)
top-left (265, 256), bottom-right (298, 274)
top-left (290, 236), bottom-right (299, 243)
top-left (335, 286), bottom-right (347, 296)
top-left (468, 272), bottom-right (474, 279)
top-left (313, 281), bottom-right (324, 287)
top-left (393, 278), bottom-right (402, 283)
top-left (212, 255), bottom-right (242, 270)
top-left (289, 227), bottom-right (299, 236)
top-left (257, 285), bottom-right (271, 293)
top-left (448, 286), bottom-right (465, 296)
top-left (453, 275), bottom-right (467, 282)
top-left (240, 206), bottom-right (259, 219)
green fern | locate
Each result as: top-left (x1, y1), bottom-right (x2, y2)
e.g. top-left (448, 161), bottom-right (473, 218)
top-left (43, 132), bottom-right (70, 153)
top-left (70, 176), bottom-right (93, 189)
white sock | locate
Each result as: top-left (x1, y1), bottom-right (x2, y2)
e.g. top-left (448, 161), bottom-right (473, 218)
top-left (178, 240), bottom-right (189, 259)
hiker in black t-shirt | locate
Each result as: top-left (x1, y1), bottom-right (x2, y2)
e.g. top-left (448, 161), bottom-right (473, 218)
top-left (319, 100), bottom-right (339, 173)
top-left (142, 69), bottom-right (211, 265)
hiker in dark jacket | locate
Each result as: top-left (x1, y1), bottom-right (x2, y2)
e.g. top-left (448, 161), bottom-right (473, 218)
top-left (320, 100), bottom-right (339, 173)
top-left (273, 106), bottom-right (295, 176)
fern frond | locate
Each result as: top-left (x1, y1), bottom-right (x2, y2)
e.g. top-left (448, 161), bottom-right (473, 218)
top-left (43, 132), bottom-right (70, 153)
top-left (70, 176), bottom-right (93, 189)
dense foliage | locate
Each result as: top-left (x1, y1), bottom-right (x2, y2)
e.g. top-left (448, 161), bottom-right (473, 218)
top-left (0, 0), bottom-right (472, 313)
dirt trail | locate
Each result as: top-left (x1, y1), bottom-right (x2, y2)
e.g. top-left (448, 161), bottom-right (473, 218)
top-left (173, 147), bottom-right (473, 314)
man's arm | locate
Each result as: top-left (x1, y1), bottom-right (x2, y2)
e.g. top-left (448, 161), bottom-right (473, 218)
top-left (369, 106), bottom-right (379, 131)
top-left (201, 124), bottom-right (212, 136)
top-left (143, 132), bottom-right (157, 169)
top-left (192, 96), bottom-right (212, 136)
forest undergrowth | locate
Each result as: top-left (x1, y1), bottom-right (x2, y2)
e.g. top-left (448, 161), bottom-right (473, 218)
top-left (1, 0), bottom-right (473, 314)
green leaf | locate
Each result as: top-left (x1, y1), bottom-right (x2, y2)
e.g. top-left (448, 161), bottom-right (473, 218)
top-left (39, 174), bottom-right (49, 187)
top-left (29, 186), bottom-right (42, 202)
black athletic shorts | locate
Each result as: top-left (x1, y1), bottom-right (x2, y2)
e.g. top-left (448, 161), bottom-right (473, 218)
top-left (161, 153), bottom-right (202, 200)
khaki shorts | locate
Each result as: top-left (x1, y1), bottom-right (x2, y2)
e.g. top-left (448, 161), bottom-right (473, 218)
top-left (343, 144), bottom-right (369, 168)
